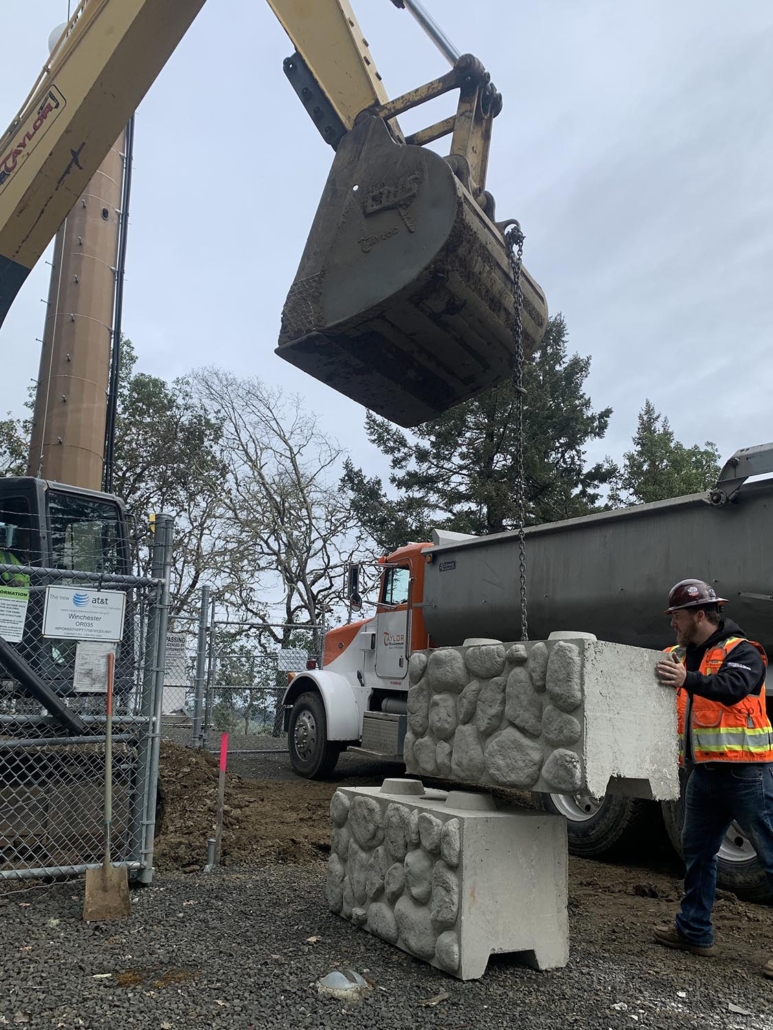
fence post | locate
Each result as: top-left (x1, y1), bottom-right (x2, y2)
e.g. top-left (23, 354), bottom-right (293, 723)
top-left (136, 513), bottom-right (174, 884)
top-left (129, 521), bottom-right (165, 874)
top-left (203, 594), bottom-right (217, 746)
top-left (192, 584), bottom-right (210, 747)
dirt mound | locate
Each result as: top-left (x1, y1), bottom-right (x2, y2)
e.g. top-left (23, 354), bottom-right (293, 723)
top-left (153, 742), bottom-right (334, 873)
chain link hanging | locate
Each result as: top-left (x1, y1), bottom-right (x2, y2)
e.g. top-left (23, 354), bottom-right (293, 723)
top-left (504, 222), bottom-right (528, 640)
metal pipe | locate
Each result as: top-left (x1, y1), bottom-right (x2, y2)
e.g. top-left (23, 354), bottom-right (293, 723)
top-left (394, 0), bottom-right (461, 65)
top-left (0, 635), bottom-right (86, 735)
top-left (375, 66), bottom-right (460, 123)
top-left (192, 584), bottom-right (210, 747)
top-left (0, 563), bottom-right (158, 587)
top-left (0, 714), bottom-right (149, 726)
top-left (203, 838), bottom-right (216, 874)
top-left (405, 115), bottom-right (456, 147)
top-left (135, 514), bottom-right (173, 883)
top-left (131, 545), bottom-right (164, 880)
top-left (0, 733), bottom-right (135, 749)
top-left (103, 114), bottom-right (135, 494)
top-left (381, 698), bottom-right (408, 715)
top-left (142, 514), bottom-right (173, 878)
top-left (206, 748), bottom-right (288, 756)
top-left (102, 651), bottom-right (116, 866)
top-left (203, 593), bottom-right (217, 742)
top-left (0, 860), bottom-right (140, 883)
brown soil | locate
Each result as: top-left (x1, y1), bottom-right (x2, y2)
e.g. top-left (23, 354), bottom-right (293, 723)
top-left (153, 742), bottom-right (333, 872)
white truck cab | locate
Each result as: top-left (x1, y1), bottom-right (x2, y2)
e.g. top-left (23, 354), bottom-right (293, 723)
top-left (281, 542), bottom-right (431, 777)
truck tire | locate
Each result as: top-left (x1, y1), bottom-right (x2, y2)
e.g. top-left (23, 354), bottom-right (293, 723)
top-left (533, 791), bottom-right (651, 857)
top-left (661, 790), bottom-right (772, 904)
top-left (288, 691), bottom-right (341, 780)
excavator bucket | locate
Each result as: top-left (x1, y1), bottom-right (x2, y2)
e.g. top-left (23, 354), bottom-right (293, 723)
top-left (277, 114), bottom-right (547, 427)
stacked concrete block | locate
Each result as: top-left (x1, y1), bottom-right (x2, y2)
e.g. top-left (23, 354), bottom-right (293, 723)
top-left (404, 639), bottom-right (678, 801)
top-left (327, 779), bottom-right (568, 979)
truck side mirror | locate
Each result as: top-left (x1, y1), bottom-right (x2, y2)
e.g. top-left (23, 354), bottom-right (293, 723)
top-left (346, 564), bottom-right (362, 611)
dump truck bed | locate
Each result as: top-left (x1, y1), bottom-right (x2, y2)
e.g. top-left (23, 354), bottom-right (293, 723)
top-left (423, 479), bottom-right (773, 653)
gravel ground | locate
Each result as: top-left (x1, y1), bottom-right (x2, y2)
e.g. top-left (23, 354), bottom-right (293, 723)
top-left (2, 863), bottom-right (773, 1030)
top-left (4, 748), bottom-right (773, 1029)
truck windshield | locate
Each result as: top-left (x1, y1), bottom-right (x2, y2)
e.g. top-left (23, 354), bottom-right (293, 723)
top-left (382, 565), bottom-right (410, 606)
top-left (47, 491), bottom-right (125, 575)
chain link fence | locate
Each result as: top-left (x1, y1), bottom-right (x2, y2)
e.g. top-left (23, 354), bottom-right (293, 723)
top-left (204, 618), bottom-right (325, 754)
top-left (157, 593), bottom-right (325, 754)
top-left (0, 506), bottom-right (173, 885)
top-left (156, 614), bottom-right (199, 747)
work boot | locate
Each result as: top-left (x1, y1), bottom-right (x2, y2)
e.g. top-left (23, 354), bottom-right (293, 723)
top-left (653, 924), bottom-right (715, 957)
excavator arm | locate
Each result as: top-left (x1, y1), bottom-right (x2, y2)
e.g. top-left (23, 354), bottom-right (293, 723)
top-left (0, 0), bottom-right (388, 326)
top-left (1, 0), bottom-right (548, 429)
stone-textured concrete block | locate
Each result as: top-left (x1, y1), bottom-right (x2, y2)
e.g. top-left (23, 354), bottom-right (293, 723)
top-left (329, 779), bottom-right (568, 979)
top-left (404, 639), bottom-right (678, 801)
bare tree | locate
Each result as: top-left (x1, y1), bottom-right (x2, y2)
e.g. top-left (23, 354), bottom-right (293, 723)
top-left (192, 369), bottom-right (368, 648)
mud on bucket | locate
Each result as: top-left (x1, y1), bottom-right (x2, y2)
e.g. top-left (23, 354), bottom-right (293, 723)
top-left (276, 114), bottom-right (547, 428)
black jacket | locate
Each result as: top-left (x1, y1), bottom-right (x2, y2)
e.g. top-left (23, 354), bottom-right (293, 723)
top-left (682, 617), bottom-right (766, 706)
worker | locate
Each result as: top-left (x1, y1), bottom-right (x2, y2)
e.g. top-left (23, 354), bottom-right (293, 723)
top-left (0, 523), bottom-right (29, 588)
top-left (653, 578), bottom-right (773, 976)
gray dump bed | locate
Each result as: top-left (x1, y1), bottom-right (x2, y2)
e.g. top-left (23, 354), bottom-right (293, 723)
top-left (423, 478), bottom-right (773, 654)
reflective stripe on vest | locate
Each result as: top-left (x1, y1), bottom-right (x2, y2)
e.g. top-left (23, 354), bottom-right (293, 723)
top-left (670, 637), bottom-right (773, 765)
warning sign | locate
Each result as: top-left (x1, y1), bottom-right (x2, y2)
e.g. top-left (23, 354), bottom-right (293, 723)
top-left (0, 585), bottom-right (29, 643)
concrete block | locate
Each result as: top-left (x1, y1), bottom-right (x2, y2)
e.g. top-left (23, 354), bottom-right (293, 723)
top-left (328, 779), bottom-right (568, 979)
top-left (404, 639), bottom-right (679, 801)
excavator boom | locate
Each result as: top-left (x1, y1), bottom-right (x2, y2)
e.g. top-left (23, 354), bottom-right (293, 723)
top-left (2, 0), bottom-right (547, 438)
top-left (0, 0), bottom-right (388, 327)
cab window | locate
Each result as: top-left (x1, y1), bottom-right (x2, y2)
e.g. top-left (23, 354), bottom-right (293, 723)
top-left (381, 565), bottom-right (410, 606)
top-left (47, 492), bottom-right (125, 575)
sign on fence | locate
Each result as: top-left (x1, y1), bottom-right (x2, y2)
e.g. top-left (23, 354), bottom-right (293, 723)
top-left (73, 642), bottom-right (116, 693)
top-left (42, 586), bottom-right (126, 642)
top-left (0, 585), bottom-right (29, 643)
top-left (164, 632), bottom-right (189, 686)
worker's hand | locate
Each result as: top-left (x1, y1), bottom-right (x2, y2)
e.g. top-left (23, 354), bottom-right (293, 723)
top-left (656, 659), bottom-right (686, 689)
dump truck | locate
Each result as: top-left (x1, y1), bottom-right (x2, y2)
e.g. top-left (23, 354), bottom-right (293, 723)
top-left (282, 443), bottom-right (773, 901)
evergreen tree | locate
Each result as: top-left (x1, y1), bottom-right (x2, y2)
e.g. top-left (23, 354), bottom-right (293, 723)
top-left (343, 315), bottom-right (615, 552)
top-left (610, 400), bottom-right (721, 506)
top-left (0, 415), bottom-right (28, 478)
top-left (112, 341), bottom-right (228, 612)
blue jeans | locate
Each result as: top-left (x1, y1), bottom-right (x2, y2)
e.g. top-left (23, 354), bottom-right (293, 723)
top-left (677, 763), bottom-right (773, 947)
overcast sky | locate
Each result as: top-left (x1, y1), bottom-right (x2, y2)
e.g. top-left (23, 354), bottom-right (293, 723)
top-left (3, 1), bottom-right (773, 482)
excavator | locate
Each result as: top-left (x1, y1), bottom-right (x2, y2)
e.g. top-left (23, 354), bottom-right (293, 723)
top-left (0, 0), bottom-right (547, 578)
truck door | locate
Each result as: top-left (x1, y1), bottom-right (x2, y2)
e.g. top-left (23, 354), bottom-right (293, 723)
top-left (375, 565), bottom-right (410, 680)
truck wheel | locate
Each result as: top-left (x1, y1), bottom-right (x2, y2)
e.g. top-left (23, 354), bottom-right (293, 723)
top-left (533, 791), bottom-right (651, 857)
top-left (288, 692), bottom-right (341, 780)
top-left (661, 793), bottom-right (772, 903)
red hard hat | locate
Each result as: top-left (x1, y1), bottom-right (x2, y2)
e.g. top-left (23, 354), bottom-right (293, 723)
top-left (664, 579), bottom-right (728, 614)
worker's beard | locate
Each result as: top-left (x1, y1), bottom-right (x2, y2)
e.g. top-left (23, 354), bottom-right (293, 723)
top-left (675, 617), bottom-right (700, 647)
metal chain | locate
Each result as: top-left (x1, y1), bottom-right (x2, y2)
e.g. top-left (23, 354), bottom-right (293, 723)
top-left (504, 222), bottom-right (528, 640)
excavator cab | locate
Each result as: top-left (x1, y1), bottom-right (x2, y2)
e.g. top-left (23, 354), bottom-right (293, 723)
top-left (277, 55), bottom-right (548, 428)
top-left (0, 478), bottom-right (133, 700)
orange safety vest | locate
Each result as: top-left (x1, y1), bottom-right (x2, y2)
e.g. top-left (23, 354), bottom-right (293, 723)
top-left (667, 637), bottom-right (773, 766)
